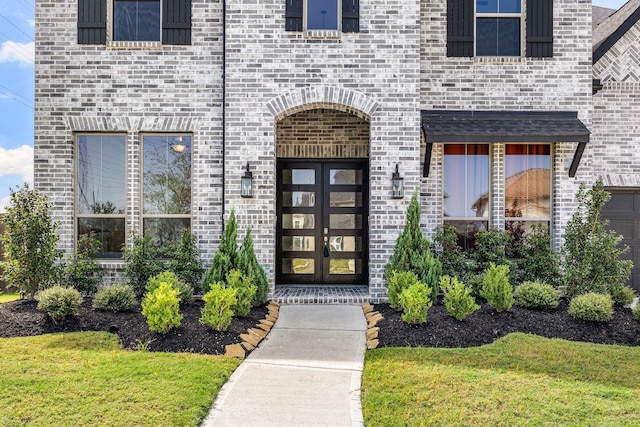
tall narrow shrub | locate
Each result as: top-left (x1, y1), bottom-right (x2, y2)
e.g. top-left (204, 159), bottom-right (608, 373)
top-left (518, 224), bottom-right (561, 287)
top-left (237, 227), bottom-right (269, 306)
top-left (481, 263), bottom-right (514, 312)
top-left (224, 269), bottom-right (256, 317)
top-left (165, 229), bottom-right (204, 293)
top-left (0, 184), bottom-right (63, 299)
top-left (203, 209), bottom-right (238, 293)
top-left (384, 191), bottom-right (442, 301)
top-left (433, 224), bottom-right (470, 281)
top-left (123, 232), bottom-right (164, 298)
top-left (562, 179), bottom-right (633, 297)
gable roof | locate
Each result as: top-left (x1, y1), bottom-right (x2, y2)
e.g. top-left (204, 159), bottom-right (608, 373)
top-left (593, 0), bottom-right (640, 64)
top-left (593, 6), bottom-right (616, 30)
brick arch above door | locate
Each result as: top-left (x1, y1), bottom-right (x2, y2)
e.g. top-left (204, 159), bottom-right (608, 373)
top-left (266, 86), bottom-right (380, 122)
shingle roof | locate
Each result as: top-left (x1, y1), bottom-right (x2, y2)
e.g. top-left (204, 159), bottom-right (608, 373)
top-left (420, 111), bottom-right (590, 143)
top-left (593, 6), bottom-right (617, 30)
top-left (593, 0), bottom-right (640, 63)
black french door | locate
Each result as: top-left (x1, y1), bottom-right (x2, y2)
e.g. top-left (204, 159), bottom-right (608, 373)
top-left (276, 160), bottom-right (368, 285)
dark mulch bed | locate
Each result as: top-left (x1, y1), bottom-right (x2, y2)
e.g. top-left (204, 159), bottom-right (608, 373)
top-left (0, 299), bottom-right (268, 355)
top-left (376, 299), bottom-right (640, 348)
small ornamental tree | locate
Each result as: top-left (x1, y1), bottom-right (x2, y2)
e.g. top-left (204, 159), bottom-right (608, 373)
top-left (203, 209), bottom-right (238, 293)
top-left (237, 227), bottom-right (269, 306)
top-left (0, 184), bottom-right (64, 299)
top-left (66, 234), bottom-right (104, 296)
top-left (562, 179), bottom-right (633, 297)
top-left (518, 224), bottom-right (561, 288)
top-left (384, 191), bottom-right (442, 301)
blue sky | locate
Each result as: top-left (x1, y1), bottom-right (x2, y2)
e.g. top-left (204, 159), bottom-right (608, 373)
top-left (0, 0), bottom-right (633, 212)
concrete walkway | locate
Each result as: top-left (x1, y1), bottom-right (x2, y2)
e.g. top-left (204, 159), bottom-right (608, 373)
top-left (202, 305), bottom-right (367, 427)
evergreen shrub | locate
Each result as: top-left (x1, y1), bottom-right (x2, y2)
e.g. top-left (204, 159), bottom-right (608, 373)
top-left (398, 282), bottom-right (432, 324)
top-left (92, 283), bottom-right (137, 312)
top-left (146, 271), bottom-right (194, 306)
top-left (37, 286), bottom-right (83, 322)
top-left (514, 281), bottom-right (559, 310)
top-left (66, 234), bottom-right (103, 296)
top-left (480, 263), bottom-right (514, 312)
top-left (517, 224), bottom-right (561, 287)
top-left (237, 227), bottom-right (269, 307)
top-left (225, 269), bottom-right (256, 317)
top-left (141, 282), bottom-right (183, 334)
top-left (200, 283), bottom-right (237, 332)
top-left (440, 275), bottom-right (479, 321)
top-left (123, 233), bottom-right (164, 298)
top-left (387, 270), bottom-right (419, 311)
top-left (609, 286), bottom-right (636, 307)
top-left (433, 225), bottom-right (470, 281)
top-left (568, 292), bottom-right (614, 322)
top-left (633, 303), bottom-right (640, 321)
top-left (165, 229), bottom-right (204, 293)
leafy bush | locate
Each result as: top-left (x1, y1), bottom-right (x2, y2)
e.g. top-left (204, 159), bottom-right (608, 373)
top-left (633, 303), bottom-right (640, 322)
top-left (387, 270), bottom-right (419, 311)
top-left (203, 209), bottom-right (238, 294)
top-left (92, 283), bottom-right (137, 313)
top-left (517, 224), bottom-right (561, 287)
top-left (37, 286), bottom-right (83, 322)
top-left (440, 275), bottom-right (479, 321)
top-left (141, 282), bottom-right (183, 334)
top-left (432, 225), bottom-right (470, 281)
top-left (466, 272), bottom-right (486, 298)
top-left (236, 227), bottom-right (269, 307)
top-left (471, 229), bottom-right (511, 274)
top-left (224, 269), bottom-right (256, 317)
top-left (480, 263), bottom-right (514, 312)
top-left (562, 179), bottom-right (633, 297)
top-left (384, 191), bottom-right (442, 301)
top-left (0, 184), bottom-right (64, 299)
top-left (200, 283), bottom-right (237, 332)
top-left (568, 292), bottom-right (614, 322)
top-left (123, 233), bottom-right (164, 298)
top-left (514, 281), bottom-right (559, 310)
top-left (164, 229), bottom-right (204, 293)
top-left (66, 234), bottom-right (104, 296)
top-left (609, 286), bottom-right (636, 307)
top-left (398, 282), bottom-right (432, 324)
top-left (146, 271), bottom-right (194, 306)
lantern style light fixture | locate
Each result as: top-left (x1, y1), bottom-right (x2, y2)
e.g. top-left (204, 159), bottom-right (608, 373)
top-left (241, 162), bottom-right (254, 198)
top-left (391, 163), bottom-right (404, 199)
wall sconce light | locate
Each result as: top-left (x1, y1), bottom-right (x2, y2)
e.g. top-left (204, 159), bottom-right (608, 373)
top-left (241, 162), bottom-right (254, 198)
top-left (391, 164), bottom-right (404, 199)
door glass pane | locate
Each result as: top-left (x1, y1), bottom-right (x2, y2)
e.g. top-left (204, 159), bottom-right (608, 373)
top-left (283, 169), bottom-right (315, 185)
top-left (283, 258), bottom-right (315, 274)
top-left (329, 259), bottom-right (362, 275)
top-left (330, 192), bottom-right (362, 207)
top-left (283, 214), bottom-right (315, 229)
top-left (282, 236), bottom-right (315, 252)
top-left (329, 236), bottom-right (361, 252)
top-left (330, 169), bottom-right (362, 185)
top-left (283, 192), bottom-right (315, 207)
top-left (330, 214), bottom-right (362, 229)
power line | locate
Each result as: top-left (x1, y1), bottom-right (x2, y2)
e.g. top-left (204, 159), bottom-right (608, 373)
top-left (0, 14), bottom-right (35, 42)
top-left (15, 0), bottom-right (35, 15)
top-left (0, 91), bottom-right (33, 109)
top-left (0, 33), bottom-right (35, 63)
top-left (0, 84), bottom-right (32, 105)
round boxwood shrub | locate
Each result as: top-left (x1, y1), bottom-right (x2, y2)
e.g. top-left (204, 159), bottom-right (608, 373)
top-left (141, 282), bottom-right (183, 334)
top-left (146, 271), bottom-right (194, 306)
top-left (609, 286), bottom-right (636, 307)
top-left (92, 283), bottom-right (137, 313)
top-left (514, 281), bottom-right (559, 310)
top-left (568, 292), bottom-right (614, 322)
top-left (37, 286), bottom-right (83, 322)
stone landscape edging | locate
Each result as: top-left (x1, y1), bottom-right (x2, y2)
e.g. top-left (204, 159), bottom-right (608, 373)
top-left (224, 301), bottom-right (280, 358)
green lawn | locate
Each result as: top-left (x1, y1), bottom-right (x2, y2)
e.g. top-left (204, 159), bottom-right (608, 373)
top-left (0, 332), bottom-right (240, 426)
top-left (362, 333), bottom-right (640, 426)
top-left (0, 293), bottom-right (20, 303)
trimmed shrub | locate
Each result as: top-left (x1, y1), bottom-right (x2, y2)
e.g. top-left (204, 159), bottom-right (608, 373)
top-left (384, 191), bottom-right (442, 302)
top-left (37, 286), bottom-right (83, 322)
top-left (387, 270), bottom-right (419, 311)
top-left (471, 229), bottom-right (511, 274)
top-left (141, 282), bottom-right (183, 334)
top-left (633, 303), bottom-right (640, 321)
top-left (92, 284), bottom-right (137, 313)
top-left (398, 282), bottom-right (432, 324)
top-left (466, 272), bottom-right (486, 298)
top-left (609, 286), bottom-right (636, 307)
top-left (568, 292), bottom-right (614, 322)
top-left (200, 283), bottom-right (237, 332)
top-left (237, 227), bottom-right (269, 307)
top-left (123, 233), bottom-right (164, 298)
top-left (514, 281), bottom-right (559, 310)
top-left (146, 271), bottom-right (194, 306)
top-left (432, 224), bottom-right (470, 281)
top-left (225, 269), bottom-right (256, 317)
top-left (517, 224), bottom-right (561, 288)
top-left (203, 209), bottom-right (238, 293)
top-left (66, 234), bottom-right (104, 296)
top-left (480, 263), bottom-right (514, 312)
top-left (165, 229), bottom-right (204, 293)
top-left (440, 275), bottom-right (479, 321)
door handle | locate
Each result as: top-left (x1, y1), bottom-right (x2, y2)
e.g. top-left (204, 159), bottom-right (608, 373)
top-left (324, 228), bottom-right (329, 235)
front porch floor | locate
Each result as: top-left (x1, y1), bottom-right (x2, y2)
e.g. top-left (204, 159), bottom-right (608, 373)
top-left (272, 285), bottom-right (370, 304)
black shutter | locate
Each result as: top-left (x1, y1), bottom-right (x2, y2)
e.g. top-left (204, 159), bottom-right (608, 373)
top-left (163, 0), bottom-right (192, 45)
top-left (526, 0), bottom-right (553, 57)
top-left (447, 0), bottom-right (474, 57)
top-left (342, 0), bottom-right (359, 33)
top-left (285, 0), bottom-right (303, 31)
top-left (77, 0), bottom-right (106, 45)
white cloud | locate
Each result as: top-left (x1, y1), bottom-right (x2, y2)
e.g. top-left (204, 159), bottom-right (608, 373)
top-left (0, 145), bottom-right (33, 184)
top-left (0, 41), bottom-right (35, 65)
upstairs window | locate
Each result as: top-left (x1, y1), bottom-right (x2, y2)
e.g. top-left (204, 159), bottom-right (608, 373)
top-left (286, 0), bottom-right (359, 33)
top-left (307, 0), bottom-right (339, 30)
top-left (475, 0), bottom-right (521, 56)
top-left (114, 0), bottom-right (161, 42)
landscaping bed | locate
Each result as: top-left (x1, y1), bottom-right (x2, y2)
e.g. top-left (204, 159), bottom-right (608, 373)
top-left (375, 299), bottom-right (640, 348)
top-left (0, 298), bottom-right (268, 354)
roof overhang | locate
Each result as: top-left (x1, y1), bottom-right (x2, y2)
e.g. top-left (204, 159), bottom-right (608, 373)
top-left (421, 110), bottom-right (590, 178)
